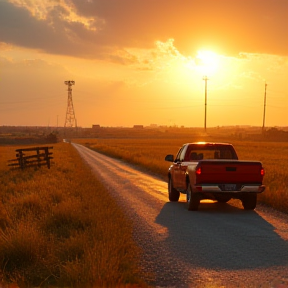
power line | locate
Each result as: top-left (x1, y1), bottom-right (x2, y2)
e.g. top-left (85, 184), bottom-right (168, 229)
top-left (203, 76), bottom-right (209, 132)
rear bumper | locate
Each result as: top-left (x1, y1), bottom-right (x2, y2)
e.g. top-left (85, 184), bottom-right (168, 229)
top-left (192, 184), bottom-right (265, 193)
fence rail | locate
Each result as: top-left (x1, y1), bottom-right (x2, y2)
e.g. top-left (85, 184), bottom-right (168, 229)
top-left (8, 146), bottom-right (53, 169)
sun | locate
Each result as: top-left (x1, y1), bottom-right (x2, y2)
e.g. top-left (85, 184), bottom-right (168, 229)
top-left (195, 50), bottom-right (220, 76)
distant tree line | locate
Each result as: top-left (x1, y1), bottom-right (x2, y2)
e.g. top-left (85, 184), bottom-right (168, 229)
top-left (0, 131), bottom-right (59, 145)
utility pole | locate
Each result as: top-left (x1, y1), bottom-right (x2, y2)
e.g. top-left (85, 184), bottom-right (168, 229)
top-left (262, 82), bottom-right (267, 132)
top-left (64, 80), bottom-right (77, 128)
top-left (203, 76), bottom-right (209, 132)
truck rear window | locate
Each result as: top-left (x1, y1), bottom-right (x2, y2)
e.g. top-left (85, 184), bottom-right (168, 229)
top-left (186, 146), bottom-right (237, 161)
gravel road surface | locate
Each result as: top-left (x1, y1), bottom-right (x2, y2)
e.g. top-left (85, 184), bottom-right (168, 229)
top-left (73, 143), bottom-right (288, 288)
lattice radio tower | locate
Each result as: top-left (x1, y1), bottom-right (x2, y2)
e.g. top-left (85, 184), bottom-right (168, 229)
top-left (64, 80), bottom-right (77, 128)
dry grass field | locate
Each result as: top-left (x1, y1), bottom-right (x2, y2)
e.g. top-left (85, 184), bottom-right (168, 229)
top-left (0, 143), bottom-right (145, 287)
top-left (74, 133), bottom-right (288, 213)
top-left (1, 129), bottom-right (287, 287)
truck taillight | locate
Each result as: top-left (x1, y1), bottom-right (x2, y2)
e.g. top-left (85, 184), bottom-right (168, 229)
top-left (261, 168), bottom-right (265, 176)
top-left (196, 167), bottom-right (202, 175)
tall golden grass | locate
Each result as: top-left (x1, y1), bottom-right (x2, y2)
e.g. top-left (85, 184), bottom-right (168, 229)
top-left (0, 143), bottom-right (145, 287)
top-left (74, 136), bottom-right (288, 213)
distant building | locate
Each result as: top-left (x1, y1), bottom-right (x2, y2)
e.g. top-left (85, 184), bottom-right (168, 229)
top-left (92, 125), bottom-right (100, 129)
top-left (133, 125), bottom-right (144, 129)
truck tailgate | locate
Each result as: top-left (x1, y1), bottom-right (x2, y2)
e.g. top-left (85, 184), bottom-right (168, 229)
top-left (196, 160), bottom-right (264, 184)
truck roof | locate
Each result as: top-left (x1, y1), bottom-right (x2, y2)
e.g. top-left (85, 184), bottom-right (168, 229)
top-left (183, 142), bottom-right (233, 147)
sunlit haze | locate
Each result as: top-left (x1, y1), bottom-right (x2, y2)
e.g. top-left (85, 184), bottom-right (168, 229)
top-left (0, 0), bottom-right (287, 128)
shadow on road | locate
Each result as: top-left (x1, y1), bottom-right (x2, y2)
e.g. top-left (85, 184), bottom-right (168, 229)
top-left (155, 201), bottom-right (288, 270)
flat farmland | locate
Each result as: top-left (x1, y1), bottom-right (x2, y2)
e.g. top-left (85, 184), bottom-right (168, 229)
top-left (74, 135), bottom-right (288, 213)
top-left (1, 130), bottom-right (288, 287)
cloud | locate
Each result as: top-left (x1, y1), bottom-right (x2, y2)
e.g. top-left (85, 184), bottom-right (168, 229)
top-left (0, 42), bottom-right (13, 51)
top-left (0, 0), bottom-right (287, 62)
top-left (0, 1), bottom-right (107, 58)
top-left (8, 0), bottom-right (101, 30)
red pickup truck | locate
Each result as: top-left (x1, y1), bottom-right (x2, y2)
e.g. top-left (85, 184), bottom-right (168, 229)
top-left (165, 142), bottom-right (265, 211)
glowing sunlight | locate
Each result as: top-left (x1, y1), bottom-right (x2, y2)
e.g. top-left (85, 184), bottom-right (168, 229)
top-left (195, 50), bottom-right (220, 76)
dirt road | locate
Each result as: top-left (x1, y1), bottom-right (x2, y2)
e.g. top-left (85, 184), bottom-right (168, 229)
top-left (73, 143), bottom-right (288, 288)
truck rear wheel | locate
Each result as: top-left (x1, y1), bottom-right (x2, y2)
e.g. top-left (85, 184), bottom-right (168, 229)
top-left (187, 182), bottom-right (200, 211)
top-left (168, 178), bottom-right (180, 202)
top-left (242, 194), bottom-right (257, 210)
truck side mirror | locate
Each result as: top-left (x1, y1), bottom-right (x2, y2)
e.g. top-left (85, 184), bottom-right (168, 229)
top-left (165, 154), bottom-right (174, 162)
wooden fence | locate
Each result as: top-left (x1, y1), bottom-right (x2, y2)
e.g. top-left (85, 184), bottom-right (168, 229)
top-left (8, 147), bottom-right (53, 169)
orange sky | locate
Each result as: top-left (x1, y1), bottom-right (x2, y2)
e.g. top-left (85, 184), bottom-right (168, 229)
top-left (0, 0), bottom-right (287, 128)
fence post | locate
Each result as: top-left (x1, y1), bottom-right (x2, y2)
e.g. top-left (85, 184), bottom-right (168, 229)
top-left (44, 147), bottom-right (51, 169)
top-left (18, 150), bottom-right (25, 169)
top-left (37, 147), bottom-right (41, 167)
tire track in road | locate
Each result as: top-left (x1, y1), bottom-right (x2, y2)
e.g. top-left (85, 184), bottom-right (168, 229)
top-left (73, 143), bottom-right (288, 288)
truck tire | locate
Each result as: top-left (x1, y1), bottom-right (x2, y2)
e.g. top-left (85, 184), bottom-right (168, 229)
top-left (242, 194), bottom-right (257, 210)
top-left (168, 178), bottom-right (180, 202)
top-left (187, 182), bottom-right (200, 211)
